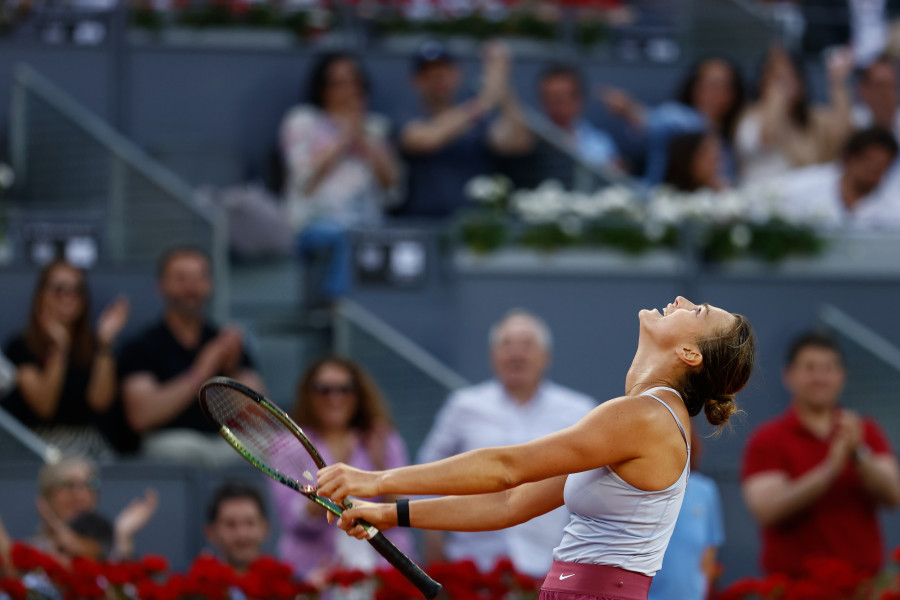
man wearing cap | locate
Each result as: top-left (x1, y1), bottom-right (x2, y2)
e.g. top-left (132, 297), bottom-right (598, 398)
top-left (396, 40), bottom-right (533, 218)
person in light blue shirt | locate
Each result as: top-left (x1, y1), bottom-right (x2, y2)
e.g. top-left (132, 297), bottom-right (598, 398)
top-left (602, 58), bottom-right (745, 187)
top-left (649, 430), bottom-right (725, 600)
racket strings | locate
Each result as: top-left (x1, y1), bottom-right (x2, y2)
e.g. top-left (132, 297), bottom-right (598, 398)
top-left (204, 385), bottom-right (321, 487)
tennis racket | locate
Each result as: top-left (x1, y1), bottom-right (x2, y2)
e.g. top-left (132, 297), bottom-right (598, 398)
top-left (198, 376), bottom-right (442, 599)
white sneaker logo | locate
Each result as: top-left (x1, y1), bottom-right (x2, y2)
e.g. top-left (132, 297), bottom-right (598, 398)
top-left (559, 574), bottom-right (575, 580)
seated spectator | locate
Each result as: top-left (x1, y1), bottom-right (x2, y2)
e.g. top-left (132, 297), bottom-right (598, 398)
top-left (736, 45), bottom-right (853, 185)
top-left (395, 40), bottom-right (532, 218)
top-left (649, 429), bottom-right (724, 600)
top-left (508, 63), bottom-right (620, 190)
top-left (63, 512), bottom-right (114, 562)
top-left (281, 52), bottom-right (400, 303)
top-left (417, 309), bottom-right (596, 577)
top-left (269, 356), bottom-right (413, 582)
top-left (204, 480), bottom-right (269, 572)
top-left (602, 57), bottom-right (745, 186)
top-left (764, 126), bottom-right (900, 229)
top-left (1, 259), bottom-right (130, 459)
top-left (119, 246), bottom-right (266, 466)
top-left (662, 132), bottom-right (727, 192)
top-left (33, 456), bottom-right (158, 560)
top-left (741, 332), bottom-right (900, 579)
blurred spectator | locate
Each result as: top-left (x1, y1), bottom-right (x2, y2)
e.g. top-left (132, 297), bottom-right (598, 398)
top-left (741, 332), bottom-right (900, 579)
top-left (854, 54), bottom-right (900, 141)
top-left (281, 52), bottom-right (400, 303)
top-left (537, 63), bottom-right (620, 169)
top-left (765, 126), bottom-right (900, 230)
top-left (204, 480), bottom-right (269, 572)
top-left (1, 260), bottom-right (130, 459)
top-left (34, 456), bottom-right (159, 560)
top-left (507, 63), bottom-right (620, 190)
top-left (395, 40), bottom-right (532, 218)
top-left (602, 57), bottom-right (745, 186)
top-left (270, 356), bottom-right (413, 583)
top-left (736, 45), bottom-right (853, 184)
top-left (64, 512), bottom-right (114, 562)
top-left (649, 429), bottom-right (724, 600)
top-left (662, 132), bottom-right (727, 192)
top-left (119, 246), bottom-right (266, 466)
top-left (417, 309), bottom-right (595, 577)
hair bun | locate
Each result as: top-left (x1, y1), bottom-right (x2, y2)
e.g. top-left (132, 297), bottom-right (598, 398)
top-left (704, 393), bottom-right (738, 427)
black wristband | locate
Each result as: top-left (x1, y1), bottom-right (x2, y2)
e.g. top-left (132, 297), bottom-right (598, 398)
top-left (396, 498), bottom-right (410, 528)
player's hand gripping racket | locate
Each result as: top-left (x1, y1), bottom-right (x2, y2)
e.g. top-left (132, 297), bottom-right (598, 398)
top-left (198, 377), bottom-right (442, 599)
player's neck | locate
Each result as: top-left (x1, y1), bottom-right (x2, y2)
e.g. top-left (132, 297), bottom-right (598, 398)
top-left (625, 347), bottom-right (679, 397)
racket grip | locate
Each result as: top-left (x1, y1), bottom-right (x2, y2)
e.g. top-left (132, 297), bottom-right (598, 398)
top-left (367, 531), bottom-right (442, 599)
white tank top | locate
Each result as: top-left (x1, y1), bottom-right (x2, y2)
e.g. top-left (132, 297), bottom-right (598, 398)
top-left (552, 387), bottom-right (690, 577)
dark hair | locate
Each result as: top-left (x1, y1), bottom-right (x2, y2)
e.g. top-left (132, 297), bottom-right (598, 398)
top-left (206, 480), bottom-right (268, 525)
top-left (662, 132), bottom-right (714, 192)
top-left (538, 63), bottom-right (585, 97)
top-left (156, 245), bottom-right (211, 280)
top-left (756, 47), bottom-right (810, 129)
top-left (306, 52), bottom-right (370, 109)
top-left (292, 355), bottom-right (392, 433)
top-left (677, 57), bottom-right (745, 141)
top-left (24, 260), bottom-right (94, 368)
top-left (785, 331), bottom-right (845, 367)
top-left (681, 313), bottom-right (756, 427)
top-left (843, 126), bottom-right (899, 161)
top-left (68, 512), bottom-right (114, 560)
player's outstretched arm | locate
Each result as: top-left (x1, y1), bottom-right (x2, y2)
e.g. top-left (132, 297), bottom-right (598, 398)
top-left (333, 476), bottom-right (567, 539)
top-left (318, 396), bottom-right (651, 504)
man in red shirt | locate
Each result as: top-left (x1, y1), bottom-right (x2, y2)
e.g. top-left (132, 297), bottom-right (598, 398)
top-left (741, 332), bottom-right (900, 578)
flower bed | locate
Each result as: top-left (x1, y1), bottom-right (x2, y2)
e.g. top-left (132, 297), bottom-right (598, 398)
top-left (2, 542), bottom-right (898, 600)
top-left (457, 176), bottom-right (827, 263)
top-left (0, 542), bottom-right (541, 600)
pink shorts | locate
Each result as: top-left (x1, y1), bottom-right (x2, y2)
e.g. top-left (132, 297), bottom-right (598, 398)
top-left (538, 561), bottom-right (652, 600)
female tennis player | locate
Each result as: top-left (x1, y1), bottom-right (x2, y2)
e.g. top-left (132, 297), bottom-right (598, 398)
top-left (317, 296), bottom-right (755, 600)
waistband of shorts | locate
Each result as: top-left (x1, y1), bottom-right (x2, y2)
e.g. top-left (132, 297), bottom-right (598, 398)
top-left (541, 560), bottom-right (652, 599)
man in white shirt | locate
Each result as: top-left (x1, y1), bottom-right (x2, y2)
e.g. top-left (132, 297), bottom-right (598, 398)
top-left (417, 309), bottom-right (596, 577)
top-left (773, 127), bottom-right (900, 230)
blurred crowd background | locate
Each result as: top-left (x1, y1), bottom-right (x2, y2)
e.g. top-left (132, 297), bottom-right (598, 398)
top-left (2, 0), bottom-right (900, 598)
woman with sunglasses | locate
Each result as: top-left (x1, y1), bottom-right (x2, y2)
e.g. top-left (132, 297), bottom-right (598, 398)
top-left (270, 355), bottom-right (413, 584)
top-left (1, 259), bottom-right (129, 458)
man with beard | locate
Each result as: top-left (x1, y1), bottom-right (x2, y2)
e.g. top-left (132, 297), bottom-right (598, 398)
top-left (416, 309), bottom-right (595, 577)
top-left (768, 126), bottom-right (900, 230)
top-left (119, 246), bottom-right (265, 465)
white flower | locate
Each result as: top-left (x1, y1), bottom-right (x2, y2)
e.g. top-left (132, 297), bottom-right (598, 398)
top-left (558, 214), bottom-right (583, 237)
top-left (0, 163), bottom-right (14, 190)
top-left (730, 224), bottom-right (752, 248)
top-left (465, 176), bottom-right (500, 204)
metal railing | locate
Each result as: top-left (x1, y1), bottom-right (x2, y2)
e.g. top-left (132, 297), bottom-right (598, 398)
top-left (7, 64), bottom-right (229, 321)
top-left (0, 407), bottom-right (60, 463)
top-left (817, 304), bottom-right (900, 452)
top-left (334, 300), bottom-right (469, 459)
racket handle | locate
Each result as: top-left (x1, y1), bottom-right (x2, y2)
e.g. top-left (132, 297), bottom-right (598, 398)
top-left (367, 531), bottom-right (442, 599)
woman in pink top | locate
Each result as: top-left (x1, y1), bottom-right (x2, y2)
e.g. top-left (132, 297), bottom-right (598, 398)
top-left (269, 355), bottom-right (413, 583)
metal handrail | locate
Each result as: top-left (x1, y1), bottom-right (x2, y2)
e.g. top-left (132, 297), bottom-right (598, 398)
top-left (335, 299), bottom-right (470, 392)
top-left (519, 106), bottom-right (642, 193)
top-left (9, 63), bottom-right (230, 321)
top-left (0, 406), bottom-right (60, 464)
top-left (11, 64), bottom-right (206, 222)
top-left (818, 304), bottom-right (900, 374)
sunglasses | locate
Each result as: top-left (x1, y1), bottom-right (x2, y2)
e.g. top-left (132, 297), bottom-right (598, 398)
top-left (312, 383), bottom-right (355, 397)
top-left (46, 282), bottom-right (85, 297)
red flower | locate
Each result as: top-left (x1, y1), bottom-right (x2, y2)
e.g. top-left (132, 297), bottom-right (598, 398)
top-left (0, 577), bottom-right (27, 600)
top-left (880, 590), bottom-right (900, 600)
top-left (10, 542), bottom-right (43, 572)
top-left (330, 568), bottom-right (369, 587)
top-left (893, 545), bottom-right (900, 565)
top-left (141, 554), bottom-right (170, 575)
